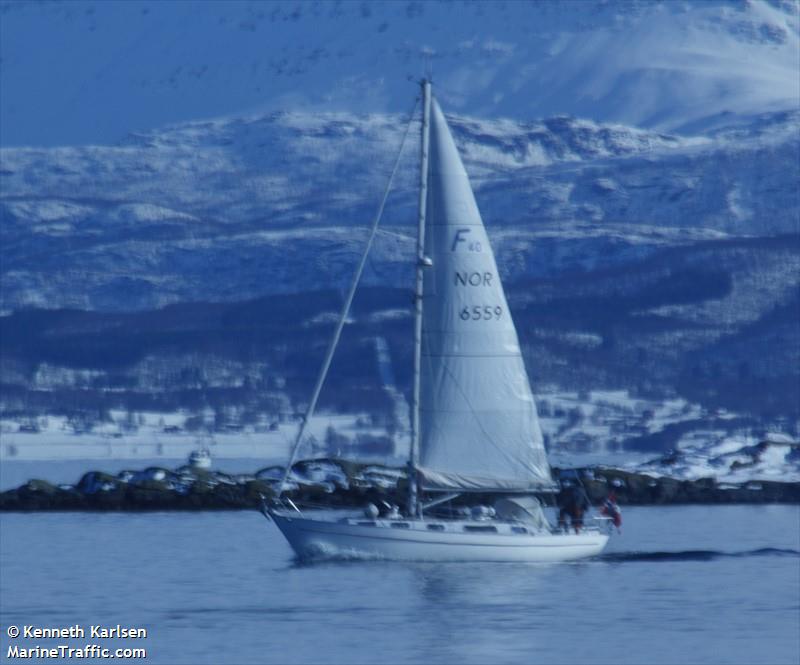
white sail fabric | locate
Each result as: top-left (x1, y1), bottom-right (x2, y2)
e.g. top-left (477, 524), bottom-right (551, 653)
top-left (417, 99), bottom-right (553, 492)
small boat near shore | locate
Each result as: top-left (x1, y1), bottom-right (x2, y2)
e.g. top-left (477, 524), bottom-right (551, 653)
top-left (188, 447), bottom-right (212, 470)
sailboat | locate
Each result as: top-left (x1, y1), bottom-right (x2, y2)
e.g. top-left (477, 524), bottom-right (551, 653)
top-left (265, 80), bottom-right (610, 562)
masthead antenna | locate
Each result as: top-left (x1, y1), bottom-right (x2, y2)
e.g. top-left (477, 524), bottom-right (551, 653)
top-left (421, 48), bottom-right (434, 86)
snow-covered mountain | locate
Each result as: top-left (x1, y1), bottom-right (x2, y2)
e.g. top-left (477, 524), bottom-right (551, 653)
top-left (2, 0), bottom-right (797, 311)
top-left (2, 107), bottom-right (797, 311)
top-left (1, 0), bottom-right (798, 146)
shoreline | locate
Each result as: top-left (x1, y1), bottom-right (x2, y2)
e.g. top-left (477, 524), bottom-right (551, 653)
top-left (1, 460), bottom-right (798, 511)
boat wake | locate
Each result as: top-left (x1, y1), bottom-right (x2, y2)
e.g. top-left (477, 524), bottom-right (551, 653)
top-left (289, 547), bottom-right (800, 566)
top-left (599, 547), bottom-right (800, 563)
top-left (292, 543), bottom-right (391, 565)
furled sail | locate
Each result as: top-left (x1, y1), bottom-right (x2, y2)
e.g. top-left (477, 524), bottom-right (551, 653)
top-left (417, 99), bottom-right (554, 492)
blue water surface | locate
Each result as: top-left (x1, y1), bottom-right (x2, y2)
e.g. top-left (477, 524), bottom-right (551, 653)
top-left (1, 505), bottom-right (798, 664)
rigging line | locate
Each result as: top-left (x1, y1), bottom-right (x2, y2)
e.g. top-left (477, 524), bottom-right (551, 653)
top-left (277, 96), bottom-right (421, 498)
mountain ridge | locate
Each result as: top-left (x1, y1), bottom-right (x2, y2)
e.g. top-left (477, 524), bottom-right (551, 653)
top-left (2, 0), bottom-right (798, 146)
top-left (2, 107), bottom-right (797, 312)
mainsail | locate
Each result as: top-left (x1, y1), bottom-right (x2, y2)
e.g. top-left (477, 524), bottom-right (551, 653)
top-left (417, 99), bottom-right (553, 492)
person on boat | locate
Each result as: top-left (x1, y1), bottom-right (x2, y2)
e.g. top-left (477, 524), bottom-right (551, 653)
top-left (601, 492), bottom-right (622, 531)
top-left (557, 481), bottom-right (591, 533)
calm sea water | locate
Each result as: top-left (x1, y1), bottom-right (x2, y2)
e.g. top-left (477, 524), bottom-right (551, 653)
top-left (1, 506), bottom-right (798, 665)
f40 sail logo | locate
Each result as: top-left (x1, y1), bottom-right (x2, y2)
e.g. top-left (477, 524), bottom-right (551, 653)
top-left (451, 228), bottom-right (482, 253)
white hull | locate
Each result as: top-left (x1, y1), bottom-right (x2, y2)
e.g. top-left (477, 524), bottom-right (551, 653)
top-left (270, 511), bottom-right (608, 562)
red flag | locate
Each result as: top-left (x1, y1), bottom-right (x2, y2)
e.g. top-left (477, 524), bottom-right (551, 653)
top-left (601, 492), bottom-right (622, 529)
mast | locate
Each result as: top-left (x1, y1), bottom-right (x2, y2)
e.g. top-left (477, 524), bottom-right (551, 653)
top-left (408, 78), bottom-right (431, 517)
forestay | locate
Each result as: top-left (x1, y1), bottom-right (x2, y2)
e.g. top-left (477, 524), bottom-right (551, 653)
top-left (417, 99), bottom-right (554, 492)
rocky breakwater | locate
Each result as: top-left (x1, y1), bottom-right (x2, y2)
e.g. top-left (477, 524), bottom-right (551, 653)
top-left (0, 460), bottom-right (405, 512)
top-left (557, 468), bottom-right (800, 506)
top-left (1, 451), bottom-right (799, 512)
